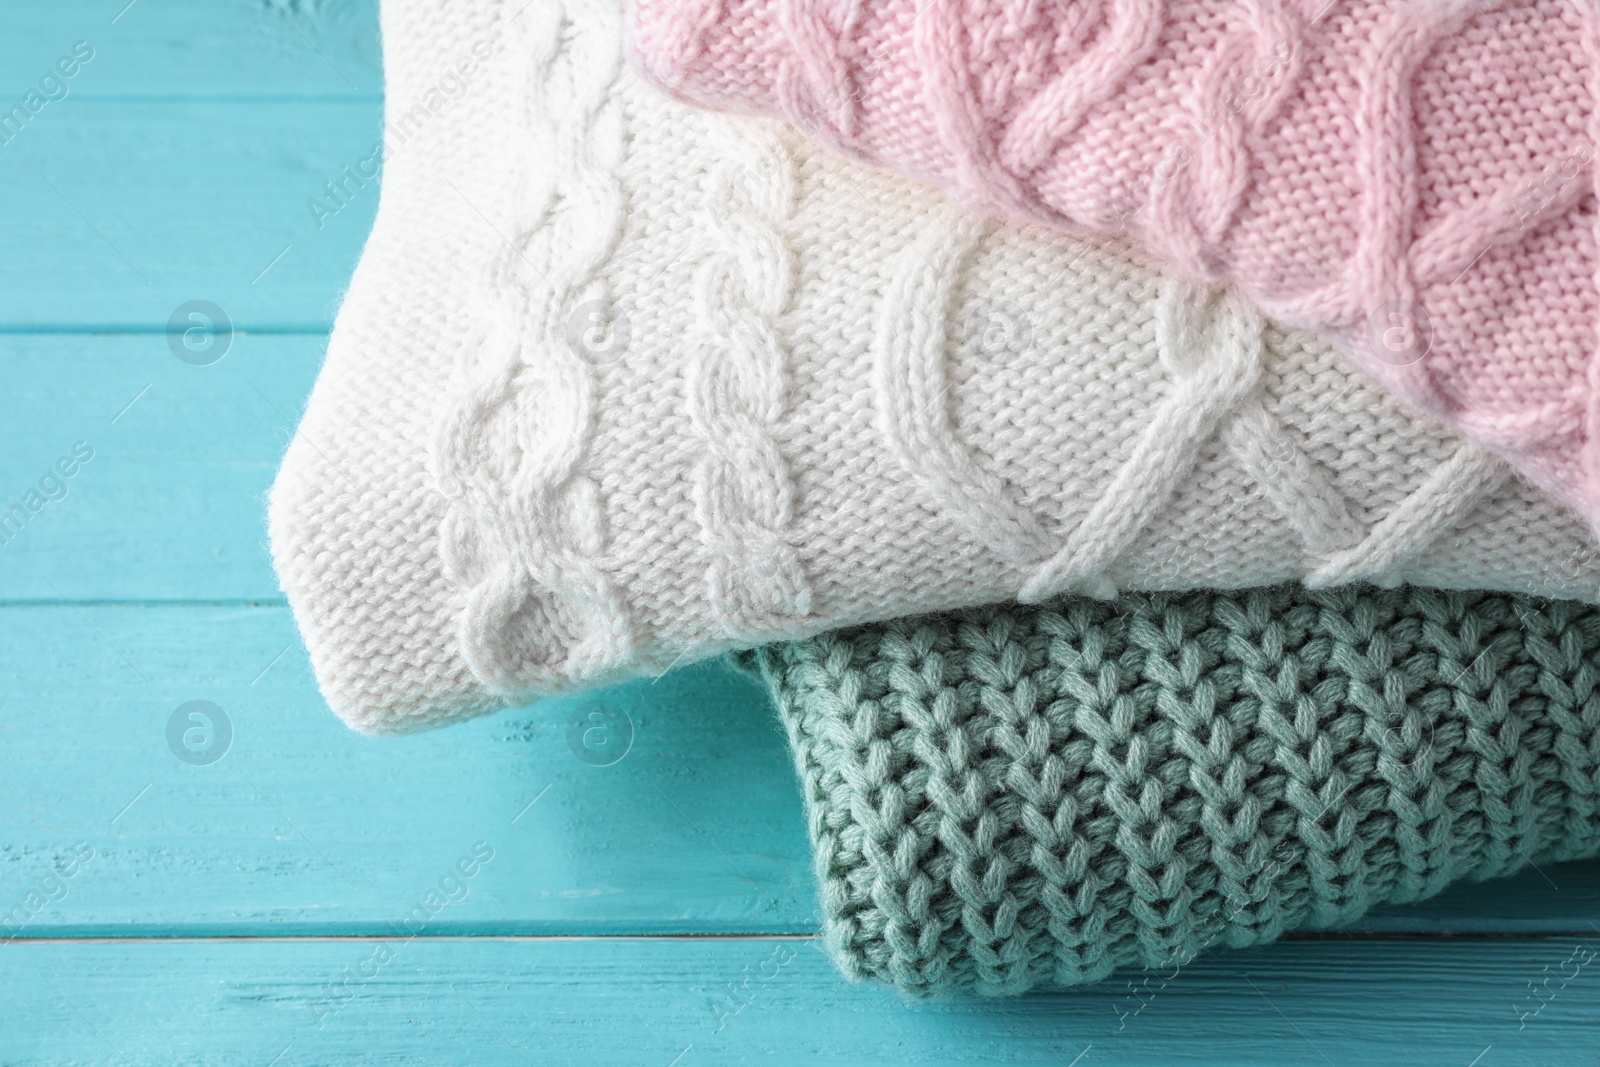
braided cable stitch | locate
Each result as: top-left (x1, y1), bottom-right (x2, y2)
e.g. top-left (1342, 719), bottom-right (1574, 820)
top-left (1014, 282), bottom-right (1266, 601)
top-left (746, 585), bottom-right (1600, 996)
top-left (873, 236), bottom-right (1535, 601)
top-left (430, 0), bottom-right (634, 697)
top-left (688, 118), bottom-right (815, 637)
top-left (628, 0), bottom-right (1600, 530)
top-left (776, 0), bottom-right (862, 143)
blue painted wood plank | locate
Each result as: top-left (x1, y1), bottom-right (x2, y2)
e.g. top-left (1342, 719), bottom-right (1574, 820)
top-left (0, 3), bottom-right (394, 335)
top-left (0, 602), bottom-right (1594, 937)
top-left (0, 99), bottom-right (379, 330)
top-left (2, 5), bottom-right (383, 330)
top-left (2, 1), bottom-right (380, 101)
top-left (0, 335), bottom-right (320, 601)
top-left (0, 605), bottom-right (816, 935)
top-left (1, 936), bottom-right (1596, 1065)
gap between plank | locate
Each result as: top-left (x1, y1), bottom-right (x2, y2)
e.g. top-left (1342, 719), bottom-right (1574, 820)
top-left (1, 930), bottom-right (1593, 946)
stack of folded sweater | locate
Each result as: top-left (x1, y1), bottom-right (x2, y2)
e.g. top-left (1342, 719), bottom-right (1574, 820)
top-left (269, 0), bottom-right (1600, 995)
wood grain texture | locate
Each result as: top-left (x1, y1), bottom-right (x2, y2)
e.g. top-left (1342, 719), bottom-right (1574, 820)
top-left (2, 2), bottom-right (1599, 1063)
top-left (0, 335), bottom-right (319, 600)
top-left (0, 4), bottom-right (381, 331)
top-left (4, 937), bottom-right (1599, 1066)
top-left (0, 608), bottom-right (816, 935)
top-left (0, 101), bottom-right (378, 330)
top-left (3, 1), bottom-right (380, 101)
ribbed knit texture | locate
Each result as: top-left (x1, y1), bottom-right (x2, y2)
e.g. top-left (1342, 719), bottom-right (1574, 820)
top-left (270, 0), bottom-right (1600, 733)
top-left (743, 585), bottom-right (1600, 996)
top-left (629, 0), bottom-right (1600, 534)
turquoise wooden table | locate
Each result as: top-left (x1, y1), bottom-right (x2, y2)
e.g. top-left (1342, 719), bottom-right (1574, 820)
top-left (2, 3), bottom-right (1598, 1063)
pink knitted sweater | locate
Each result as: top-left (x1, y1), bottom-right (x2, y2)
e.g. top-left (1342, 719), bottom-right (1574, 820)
top-left (628, 0), bottom-right (1600, 531)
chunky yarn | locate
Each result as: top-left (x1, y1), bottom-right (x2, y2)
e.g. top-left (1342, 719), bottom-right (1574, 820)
top-left (271, 0), bottom-right (1600, 733)
top-left (629, 0), bottom-right (1600, 535)
top-left (743, 585), bottom-right (1600, 996)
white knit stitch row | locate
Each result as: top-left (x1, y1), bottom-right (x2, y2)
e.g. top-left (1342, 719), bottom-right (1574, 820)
top-left (687, 119), bottom-right (814, 638)
top-left (872, 215), bottom-right (1059, 571)
top-left (1222, 404), bottom-right (1367, 558)
top-left (430, 0), bottom-right (633, 696)
top-left (1019, 282), bottom-right (1267, 602)
top-left (873, 211), bottom-right (1533, 601)
top-left (1311, 447), bottom-right (1511, 588)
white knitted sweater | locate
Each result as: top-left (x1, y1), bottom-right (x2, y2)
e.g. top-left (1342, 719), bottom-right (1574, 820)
top-left (268, 0), bottom-right (1600, 733)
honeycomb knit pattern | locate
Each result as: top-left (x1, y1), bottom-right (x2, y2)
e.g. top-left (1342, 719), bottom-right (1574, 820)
top-left (629, 0), bottom-right (1600, 535)
top-left (271, 0), bottom-right (1600, 733)
top-left (744, 585), bottom-right (1600, 996)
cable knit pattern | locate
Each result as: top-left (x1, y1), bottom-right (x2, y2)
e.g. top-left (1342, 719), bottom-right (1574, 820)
top-left (271, 0), bottom-right (1600, 732)
top-left (743, 585), bottom-right (1600, 996)
top-left (1017, 282), bottom-right (1267, 601)
top-left (689, 119), bottom-right (814, 638)
top-left (871, 215), bottom-right (1053, 569)
top-left (628, 0), bottom-right (1600, 532)
top-left (431, 0), bottom-right (633, 698)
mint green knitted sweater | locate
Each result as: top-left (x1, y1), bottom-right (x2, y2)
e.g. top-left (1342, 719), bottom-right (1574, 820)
top-left (742, 586), bottom-right (1600, 997)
